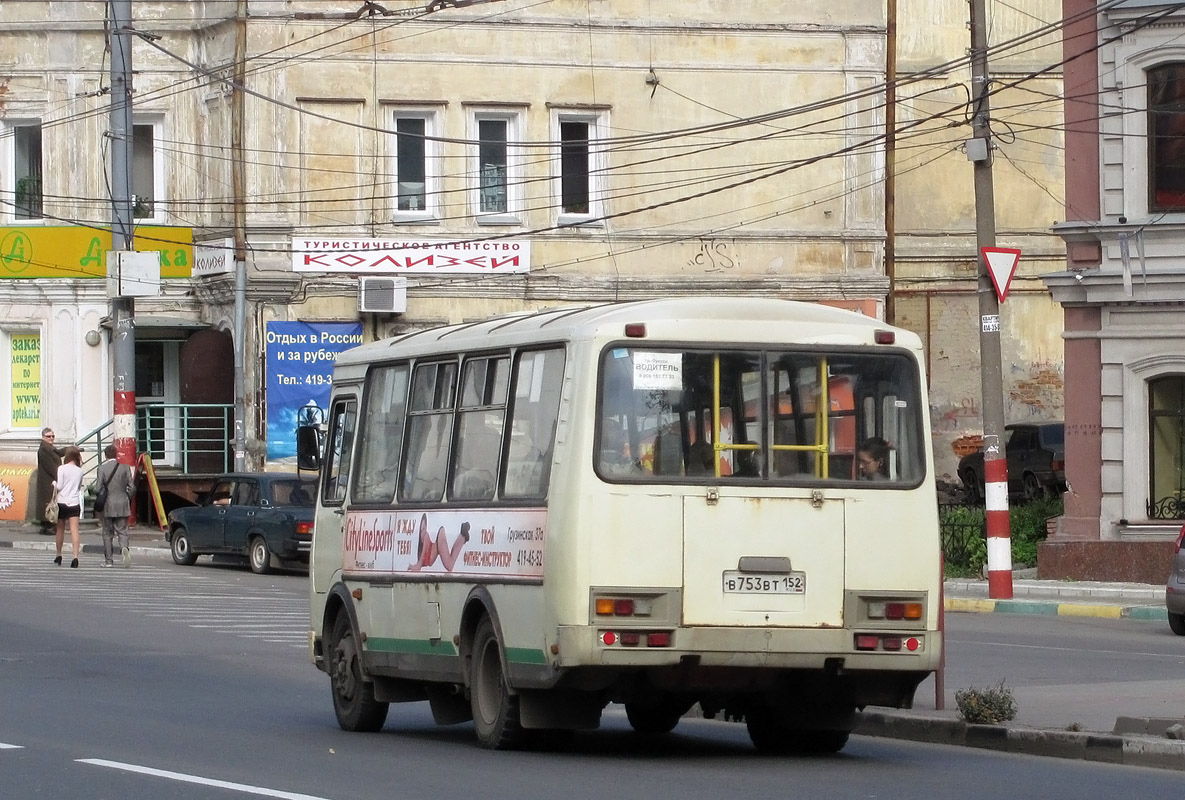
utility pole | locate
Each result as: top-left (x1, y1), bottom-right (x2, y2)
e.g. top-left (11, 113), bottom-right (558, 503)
top-left (232, 0), bottom-right (248, 471)
top-left (110, 0), bottom-right (137, 473)
top-left (968, 0), bottom-right (1011, 599)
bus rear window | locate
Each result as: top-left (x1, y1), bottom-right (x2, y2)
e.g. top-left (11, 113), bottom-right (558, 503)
top-left (596, 347), bottom-right (924, 485)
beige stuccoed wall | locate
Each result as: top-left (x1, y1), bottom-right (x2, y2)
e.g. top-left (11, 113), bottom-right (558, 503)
top-left (893, 1), bottom-right (1066, 482)
top-left (0, 1), bottom-right (1069, 475)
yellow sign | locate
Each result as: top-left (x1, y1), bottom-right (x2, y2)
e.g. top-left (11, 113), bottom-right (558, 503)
top-left (10, 333), bottom-right (41, 428)
top-left (0, 225), bottom-right (193, 279)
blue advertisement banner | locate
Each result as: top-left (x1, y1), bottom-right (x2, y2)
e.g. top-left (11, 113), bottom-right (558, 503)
top-left (265, 321), bottom-right (363, 462)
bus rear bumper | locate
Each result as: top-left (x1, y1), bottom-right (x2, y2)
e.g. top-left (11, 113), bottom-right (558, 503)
top-left (555, 624), bottom-right (942, 674)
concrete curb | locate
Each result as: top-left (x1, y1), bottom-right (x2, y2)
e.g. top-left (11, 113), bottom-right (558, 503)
top-left (856, 711), bottom-right (1185, 770)
top-left (1, 539), bottom-right (172, 561)
top-left (945, 596), bottom-right (1167, 622)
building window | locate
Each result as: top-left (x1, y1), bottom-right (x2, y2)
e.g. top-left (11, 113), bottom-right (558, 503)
top-left (552, 111), bottom-right (606, 222)
top-left (1149, 63), bottom-right (1185, 213)
top-left (469, 110), bottom-right (523, 222)
top-left (132, 121), bottom-right (164, 220)
top-left (392, 112), bottom-right (437, 217)
top-left (12, 124), bottom-right (43, 220)
top-left (1148, 375), bottom-right (1185, 519)
top-left (478, 119), bottom-right (508, 214)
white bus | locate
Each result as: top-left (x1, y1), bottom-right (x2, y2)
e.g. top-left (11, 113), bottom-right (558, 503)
top-left (305, 297), bottom-right (941, 753)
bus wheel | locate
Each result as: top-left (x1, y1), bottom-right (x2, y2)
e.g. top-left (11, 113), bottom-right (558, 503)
top-left (469, 617), bottom-right (527, 750)
top-left (625, 699), bottom-right (689, 734)
top-left (328, 613), bottom-right (389, 732)
top-left (746, 709), bottom-right (850, 755)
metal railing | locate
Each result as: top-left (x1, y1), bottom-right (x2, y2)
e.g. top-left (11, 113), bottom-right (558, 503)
top-left (76, 404), bottom-right (234, 482)
top-left (1147, 495), bottom-right (1185, 520)
top-left (938, 502), bottom-right (986, 571)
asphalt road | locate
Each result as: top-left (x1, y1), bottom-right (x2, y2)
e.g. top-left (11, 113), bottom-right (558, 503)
top-left (2, 550), bottom-right (1183, 799)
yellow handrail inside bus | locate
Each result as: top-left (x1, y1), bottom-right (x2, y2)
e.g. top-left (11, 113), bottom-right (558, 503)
top-left (711, 354), bottom-right (831, 479)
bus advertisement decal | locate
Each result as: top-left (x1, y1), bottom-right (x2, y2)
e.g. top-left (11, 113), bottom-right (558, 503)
top-left (343, 508), bottom-right (547, 578)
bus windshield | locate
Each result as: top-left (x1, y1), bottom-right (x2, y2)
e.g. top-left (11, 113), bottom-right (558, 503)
top-left (597, 346), bottom-right (924, 484)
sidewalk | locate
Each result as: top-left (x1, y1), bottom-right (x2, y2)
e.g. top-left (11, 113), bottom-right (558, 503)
top-left (0, 518), bottom-right (171, 560)
top-left (861, 572), bottom-right (1184, 770)
top-left (2, 519), bottom-right (1181, 769)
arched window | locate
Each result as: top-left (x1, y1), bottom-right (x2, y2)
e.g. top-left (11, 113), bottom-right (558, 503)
top-left (1149, 63), bottom-right (1185, 212)
top-left (1149, 375), bottom-right (1185, 519)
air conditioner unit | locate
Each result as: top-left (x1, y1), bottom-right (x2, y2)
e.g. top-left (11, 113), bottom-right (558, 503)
top-left (358, 276), bottom-right (408, 314)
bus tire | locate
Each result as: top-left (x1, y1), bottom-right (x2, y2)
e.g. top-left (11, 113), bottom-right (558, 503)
top-left (328, 613), bottom-right (389, 732)
top-left (469, 617), bottom-right (527, 750)
top-left (625, 699), bottom-right (689, 734)
top-left (745, 708), bottom-right (850, 755)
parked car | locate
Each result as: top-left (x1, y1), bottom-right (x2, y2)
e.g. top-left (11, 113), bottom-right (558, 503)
top-left (1167, 526), bottom-right (1185, 636)
top-left (958, 421), bottom-right (1066, 504)
top-left (166, 472), bottom-right (316, 574)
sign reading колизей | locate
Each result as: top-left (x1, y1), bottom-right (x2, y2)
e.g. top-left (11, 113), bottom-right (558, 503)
top-left (291, 238), bottom-right (530, 274)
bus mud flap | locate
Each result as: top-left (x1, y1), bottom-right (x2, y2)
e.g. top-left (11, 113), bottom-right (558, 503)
top-left (519, 689), bottom-right (603, 730)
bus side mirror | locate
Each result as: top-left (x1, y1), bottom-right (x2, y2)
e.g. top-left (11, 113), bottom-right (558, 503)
top-left (296, 425), bottom-right (322, 471)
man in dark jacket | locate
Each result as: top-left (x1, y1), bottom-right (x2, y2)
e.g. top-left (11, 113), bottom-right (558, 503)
top-left (35, 427), bottom-right (64, 535)
top-left (96, 444), bottom-right (137, 568)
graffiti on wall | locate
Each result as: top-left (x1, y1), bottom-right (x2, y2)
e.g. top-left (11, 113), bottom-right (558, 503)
top-left (686, 238), bottom-right (738, 272)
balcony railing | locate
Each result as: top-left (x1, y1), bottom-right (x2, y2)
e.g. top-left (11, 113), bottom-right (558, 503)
top-left (77, 403), bottom-right (234, 482)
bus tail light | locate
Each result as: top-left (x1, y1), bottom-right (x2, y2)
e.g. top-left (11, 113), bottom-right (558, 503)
top-left (624, 323), bottom-right (647, 338)
top-left (594, 596), bottom-right (652, 616)
top-left (855, 634), bottom-right (923, 652)
top-left (866, 599), bottom-right (924, 622)
top-left (599, 630), bottom-right (673, 647)
top-left (874, 330), bottom-right (895, 345)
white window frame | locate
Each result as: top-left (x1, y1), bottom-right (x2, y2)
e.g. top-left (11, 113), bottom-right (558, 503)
top-left (468, 108), bottom-right (523, 224)
top-left (1, 119), bottom-right (44, 224)
top-left (550, 109), bottom-right (608, 226)
top-left (132, 116), bottom-right (167, 224)
top-left (389, 108), bottom-right (440, 222)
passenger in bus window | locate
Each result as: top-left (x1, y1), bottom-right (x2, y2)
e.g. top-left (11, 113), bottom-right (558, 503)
top-left (686, 440), bottom-right (715, 477)
top-left (858, 437), bottom-right (891, 481)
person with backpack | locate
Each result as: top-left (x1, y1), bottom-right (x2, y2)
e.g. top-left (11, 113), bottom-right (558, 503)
top-left (95, 444), bottom-right (136, 568)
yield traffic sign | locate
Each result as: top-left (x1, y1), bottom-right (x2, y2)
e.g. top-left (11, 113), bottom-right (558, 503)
top-left (981, 246), bottom-right (1021, 302)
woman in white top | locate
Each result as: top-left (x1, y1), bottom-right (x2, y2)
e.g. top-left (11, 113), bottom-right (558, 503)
top-left (52, 445), bottom-right (84, 568)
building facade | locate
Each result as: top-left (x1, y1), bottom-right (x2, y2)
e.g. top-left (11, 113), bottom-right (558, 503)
top-left (1042, 0), bottom-right (1185, 582)
top-left (0, 1), bottom-right (1068, 514)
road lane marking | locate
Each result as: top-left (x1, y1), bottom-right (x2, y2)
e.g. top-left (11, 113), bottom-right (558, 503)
top-left (78, 759), bottom-right (330, 800)
top-left (0, 742), bottom-right (24, 749)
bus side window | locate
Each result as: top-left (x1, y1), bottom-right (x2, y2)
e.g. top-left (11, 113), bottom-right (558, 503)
top-left (401, 361), bottom-right (457, 503)
top-left (450, 356), bottom-right (509, 501)
top-left (502, 348), bottom-right (565, 499)
top-left (353, 364), bottom-right (409, 503)
top-left (322, 398), bottom-right (358, 505)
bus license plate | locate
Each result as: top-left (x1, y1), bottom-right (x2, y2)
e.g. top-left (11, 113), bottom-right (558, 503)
top-left (722, 571), bottom-right (806, 594)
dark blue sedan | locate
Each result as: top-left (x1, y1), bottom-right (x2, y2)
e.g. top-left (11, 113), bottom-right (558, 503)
top-left (166, 472), bottom-right (316, 574)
